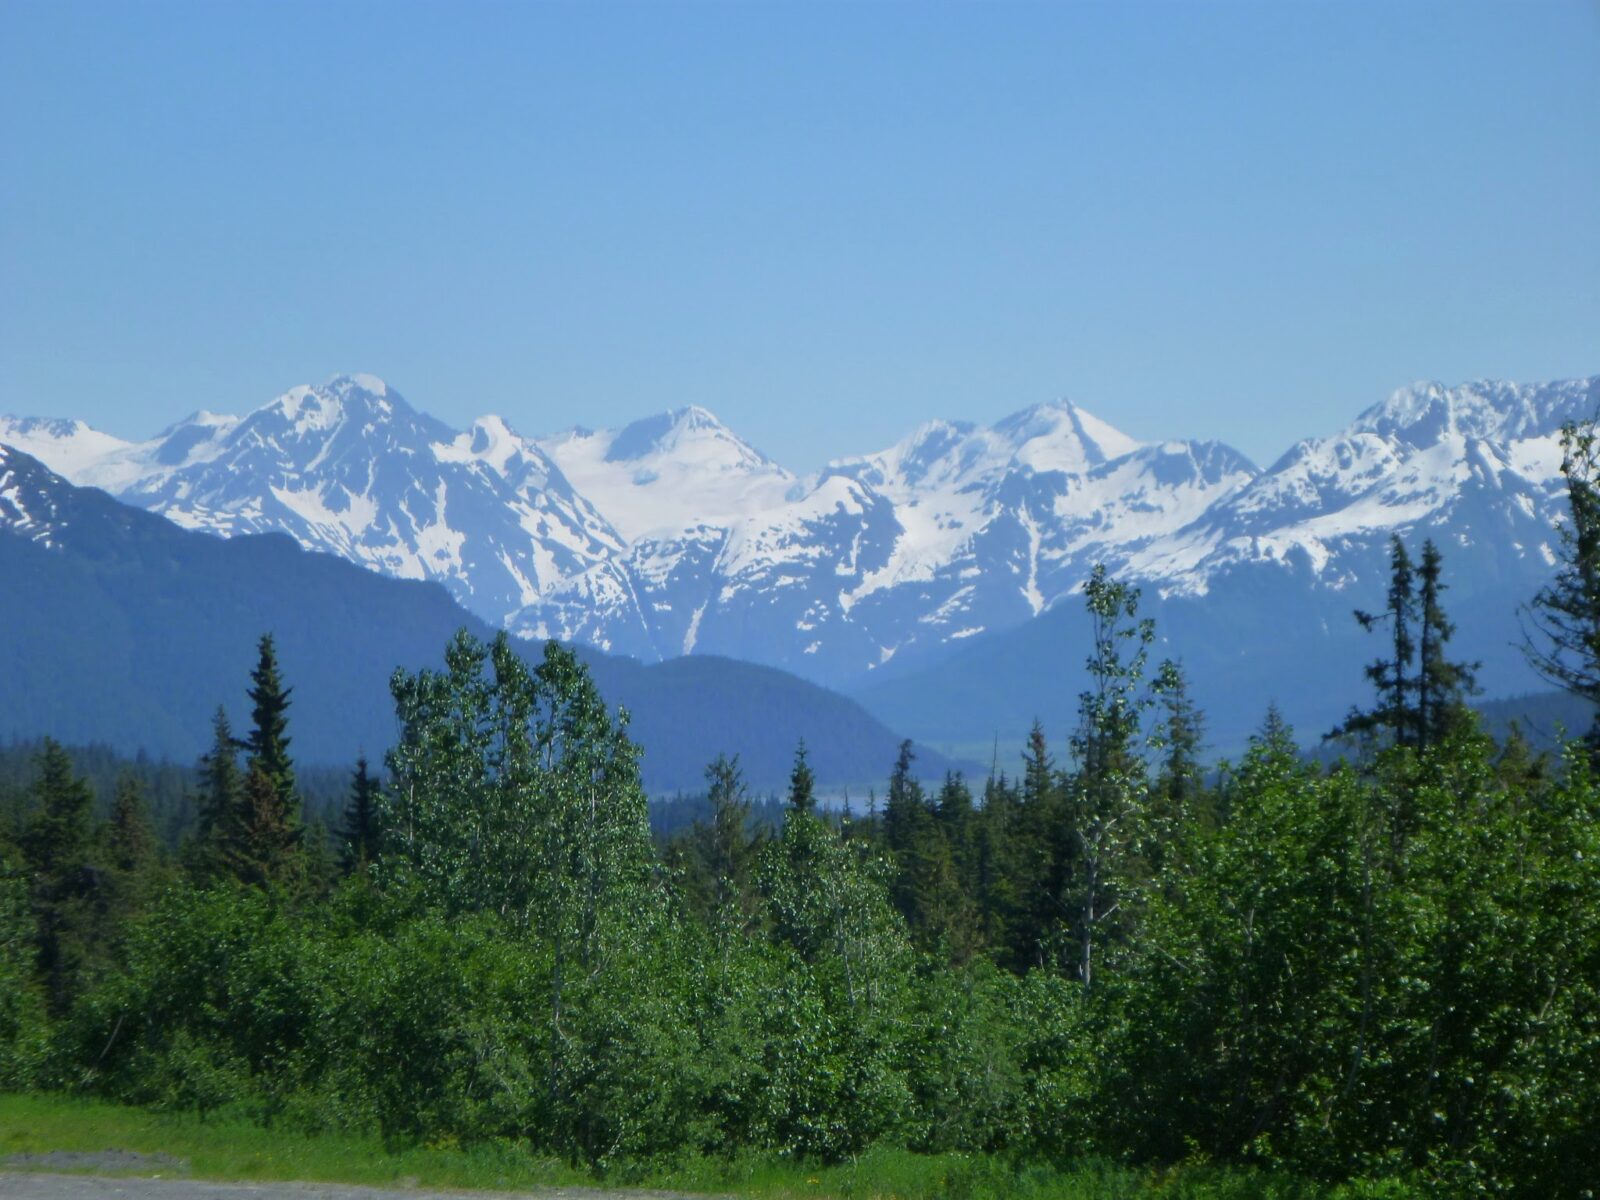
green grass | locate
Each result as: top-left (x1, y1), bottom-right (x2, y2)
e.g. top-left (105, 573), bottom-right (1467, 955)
top-left (0, 1093), bottom-right (1420, 1200)
top-left (0, 1093), bottom-right (590, 1192)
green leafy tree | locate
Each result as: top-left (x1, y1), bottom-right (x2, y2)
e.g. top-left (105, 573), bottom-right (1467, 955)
top-left (1063, 564), bottom-right (1155, 988)
top-left (1117, 720), bottom-right (1374, 1163)
top-left (383, 630), bottom-right (660, 1132)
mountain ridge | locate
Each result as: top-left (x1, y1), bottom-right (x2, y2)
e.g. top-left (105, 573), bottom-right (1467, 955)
top-left (5, 373), bottom-right (1596, 691)
top-left (0, 442), bottom-right (968, 790)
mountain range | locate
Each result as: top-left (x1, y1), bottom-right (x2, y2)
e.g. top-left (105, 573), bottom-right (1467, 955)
top-left (0, 442), bottom-right (964, 790)
top-left (5, 372), bottom-right (1598, 755)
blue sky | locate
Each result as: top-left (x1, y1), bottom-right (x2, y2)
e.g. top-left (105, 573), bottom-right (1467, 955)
top-left (2, 0), bottom-right (1595, 472)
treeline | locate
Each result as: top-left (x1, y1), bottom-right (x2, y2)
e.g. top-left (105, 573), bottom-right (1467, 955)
top-left (5, 437), bottom-right (1600, 1195)
top-left (0, 738), bottom-right (378, 857)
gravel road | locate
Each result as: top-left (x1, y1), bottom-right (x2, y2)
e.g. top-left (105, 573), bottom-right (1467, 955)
top-left (0, 1170), bottom-right (709, 1200)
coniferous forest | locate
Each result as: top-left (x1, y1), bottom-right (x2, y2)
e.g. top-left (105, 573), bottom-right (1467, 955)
top-left (4, 427), bottom-right (1600, 1198)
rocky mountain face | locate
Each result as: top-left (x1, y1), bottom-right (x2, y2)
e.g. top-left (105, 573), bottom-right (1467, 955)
top-left (6, 374), bottom-right (1596, 692)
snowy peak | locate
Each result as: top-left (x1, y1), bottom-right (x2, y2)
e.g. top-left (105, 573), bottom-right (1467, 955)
top-left (834, 399), bottom-right (1150, 503)
top-left (1140, 375), bottom-right (1600, 595)
top-left (991, 399), bottom-right (1144, 474)
top-left (1346, 377), bottom-right (1600, 449)
top-left (602, 405), bottom-right (762, 464)
top-left (219, 375), bottom-right (452, 469)
top-left (540, 405), bottom-right (795, 541)
top-left (0, 415), bottom-right (147, 490)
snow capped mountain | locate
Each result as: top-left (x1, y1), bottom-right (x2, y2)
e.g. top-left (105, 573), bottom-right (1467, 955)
top-left (538, 406), bottom-right (797, 541)
top-left (5, 372), bottom-right (1596, 689)
top-left (520, 397), bottom-right (1255, 677)
top-left (814, 401), bottom-right (1259, 668)
top-left (1124, 377), bottom-right (1599, 595)
top-left (0, 444), bottom-right (63, 545)
top-left (6, 376), bottom-right (633, 628)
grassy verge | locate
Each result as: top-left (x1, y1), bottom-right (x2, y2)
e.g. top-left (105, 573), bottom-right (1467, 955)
top-left (0, 1092), bottom-right (1419, 1200)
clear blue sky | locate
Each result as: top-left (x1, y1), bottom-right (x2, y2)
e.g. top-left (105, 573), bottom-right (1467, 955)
top-left (2, 0), bottom-right (1596, 471)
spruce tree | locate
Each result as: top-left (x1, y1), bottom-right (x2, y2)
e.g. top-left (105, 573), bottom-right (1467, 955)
top-left (882, 740), bottom-right (930, 857)
top-left (1154, 660), bottom-right (1205, 808)
top-left (1150, 659), bottom-right (1208, 871)
top-left (226, 762), bottom-right (304, 890)
top-left (1331, 535), bottom-right (1419, 748)
top-left (699, 752), bottom-right (758, 925)
top-left (236, 634), bottom-right (304, 888)
top-left (1022, 720), bottom-right (1054, 808)
top-left (338, 754), bottom-right (382, 875)
top-left (1014, 720), bottom-right (1067, 969)
top-left (191, 707), bottom-right (241, 883)
top-left (96, 773), bottom-right (159, 962)
top-left (245, 633), bottom-right (297, 813)
top-left (1415, 539), bottom-right (1478, 750)
top-left (934, 771), bottom-right (974, 849)
top-left (103, 772), bottom-right (157, 879)
top-left (20, 740), bottom-right (97, 1014)
top-left (975, 771), bottom-right (1025, 968)
top-left (787, 740), bottom-right (816, 815)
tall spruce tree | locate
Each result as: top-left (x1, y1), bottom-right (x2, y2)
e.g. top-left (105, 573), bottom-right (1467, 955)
top-left (20, 740), bottom-right (97, 1014)
top-left (882, 740), bottom-right (927, 858)
top-left (1332, 536), bottom-right (1477, 754)
top-left (338, 755), bottom-right (382, 875)
top-left (975, 771), bottom-right (1025, 968)
top-left (191, 707), bottom-right (241, 882)
top-left (236, 634), bottom-right (304, 888)
top-left (699, 752), bottom-right (758, 925)
top-left (1331, 535), bottom-right (1419, 748)
top-left (1154, 659), bottom-right (1205, 812)
top-left (226, 762), bottom-right (304, 890)
top-left (786, 740), bottom-right (816, 815)
top-left (1014, 720), bottom-right (1067, 968)
top-left (1415, 539), bottom-right (1478, 750)
top-left (1149, 659), bottom-right (1208, 872)
top-left (245, 634), bottom-right (297, 812)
